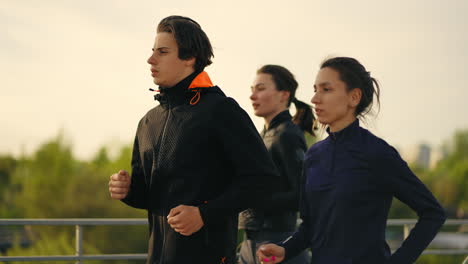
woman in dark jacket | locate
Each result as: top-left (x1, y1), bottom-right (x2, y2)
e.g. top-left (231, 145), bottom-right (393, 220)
top-left (257, 57), bottom-right (446, 264)
top-left (239, 65), bottom-right (315, 264)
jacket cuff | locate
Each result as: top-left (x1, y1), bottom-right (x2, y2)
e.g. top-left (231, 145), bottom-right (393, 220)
top-left (198, 203), bottom-right (212, 227)
top-left (278, 236), bottom-right (296, 262)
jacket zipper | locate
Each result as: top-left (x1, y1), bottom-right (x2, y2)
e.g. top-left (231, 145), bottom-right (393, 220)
top-left (330, 133), bottom-right (337, 176)
top-left (156, 107), bottom-right (171, 264)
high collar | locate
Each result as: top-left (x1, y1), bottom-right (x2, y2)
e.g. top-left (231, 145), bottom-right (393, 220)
top-left (154, 71), bottom-right (213, 107)
top-left (326, 119), bottom-right (360, 142)
top-left (266, 110), bottom-right (292, 131)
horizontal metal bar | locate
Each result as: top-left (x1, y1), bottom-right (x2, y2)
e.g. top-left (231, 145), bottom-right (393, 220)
top-left (386, 219), bottom-right (468, 225)
top-left (422, 249), bottom-right (468, 255)
top-left (1, 218), bottom-right (466, 226)
top-left (0, 254), bottom-right (147, 261)
top-left (1, 250), bottom-right (468, 262)
top-left (0, 218), bottom-right (147, 225)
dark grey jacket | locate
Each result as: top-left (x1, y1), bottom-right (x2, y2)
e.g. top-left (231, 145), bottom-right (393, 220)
top-left (239, 110), bottom-right (307, 232)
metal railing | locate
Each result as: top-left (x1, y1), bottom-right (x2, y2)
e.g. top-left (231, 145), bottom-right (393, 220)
top-left (387, 219), bottom-right (468, 256)
top-left (0, 218), bottom-right (467, 262)
top-left (0, 219), bottom-right (147, 263)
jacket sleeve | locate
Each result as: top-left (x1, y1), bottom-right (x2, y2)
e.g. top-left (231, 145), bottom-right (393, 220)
top-left (256, 130), bottom-right (306, 211)
top-left (374, 145), bottom-right (446, 264)
top-left (198, 98), bottom-right (280, 225)
top-left (121, 135), bottom-right (149, 210)
top-left (279, 168), bottom-right (311, 261)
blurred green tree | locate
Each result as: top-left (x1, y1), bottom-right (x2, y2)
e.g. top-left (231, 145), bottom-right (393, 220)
top-left (2, 134), bottom-right (147, 263)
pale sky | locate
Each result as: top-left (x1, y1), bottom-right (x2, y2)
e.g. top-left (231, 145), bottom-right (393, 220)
top-left (1, 0), bottom-right (467, 159)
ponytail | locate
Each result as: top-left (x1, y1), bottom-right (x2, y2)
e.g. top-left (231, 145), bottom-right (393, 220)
top-left (256, 64), bottom-right (317, 136)
top-left (292, 98), bottom-right (316, 136)
top-left (320, 57), bottom-right (381, 118)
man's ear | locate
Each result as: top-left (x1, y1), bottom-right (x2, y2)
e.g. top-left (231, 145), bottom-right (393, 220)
top-left (184, 57), bottom-right (196, 68)
top-left (349, 88), bottom-right (362, 107)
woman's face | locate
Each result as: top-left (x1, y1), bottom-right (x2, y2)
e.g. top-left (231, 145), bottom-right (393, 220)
top-left (311, 67), bottom-right (360, 131)
top-left (250, 73), bottom-right (289, 120)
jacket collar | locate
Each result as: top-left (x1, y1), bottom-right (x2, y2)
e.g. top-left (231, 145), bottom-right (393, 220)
top-left (326, 118), bottom-right (360, 142)
top-left (261, 110), bottom-right (292, 137)
top-left (267, 110), bottom-right (292, 131)
top-left (155, 71), bottom-right (213, 107)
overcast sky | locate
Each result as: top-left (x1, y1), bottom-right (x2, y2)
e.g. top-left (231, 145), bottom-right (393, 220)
top-left (1, 0), bottom-right (467, 159)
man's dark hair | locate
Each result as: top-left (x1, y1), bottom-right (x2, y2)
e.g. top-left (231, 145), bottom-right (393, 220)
top-left (157, 15), bottom-right (214, 72)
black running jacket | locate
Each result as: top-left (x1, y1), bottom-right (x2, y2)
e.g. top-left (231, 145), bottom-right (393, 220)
top-left (122, 71), bottom-right (279, 264)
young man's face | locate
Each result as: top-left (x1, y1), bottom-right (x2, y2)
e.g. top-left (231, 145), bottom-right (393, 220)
top-left (147, 32), bottom-right (195, 88)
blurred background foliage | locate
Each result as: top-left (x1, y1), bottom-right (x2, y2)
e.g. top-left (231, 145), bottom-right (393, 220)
top-left (0, 130), bottom-right (467, 263)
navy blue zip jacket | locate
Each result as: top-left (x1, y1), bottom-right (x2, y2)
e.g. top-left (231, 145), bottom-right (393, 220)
top-left (281, 119), bottom-right (446, 264)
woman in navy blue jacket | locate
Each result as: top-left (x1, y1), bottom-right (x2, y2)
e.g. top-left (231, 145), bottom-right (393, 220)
top-left (257, 57), bottom-right (446, 264)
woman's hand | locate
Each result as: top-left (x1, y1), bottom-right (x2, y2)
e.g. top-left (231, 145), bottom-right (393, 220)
top-left (256, 243), bottom-right (285, 264)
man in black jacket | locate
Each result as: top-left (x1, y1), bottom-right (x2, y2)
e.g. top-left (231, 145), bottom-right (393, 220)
top-left (108, 15), bottom-right (279, 264)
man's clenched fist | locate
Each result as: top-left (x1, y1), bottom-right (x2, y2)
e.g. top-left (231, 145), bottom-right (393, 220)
top-left (109, 170), bottom-right (130, 200)
top-left (167, 205), bottom-right (204, 236)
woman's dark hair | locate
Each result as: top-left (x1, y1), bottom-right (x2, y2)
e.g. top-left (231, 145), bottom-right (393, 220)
top-left (320, 57), bottom-right (380, 117)
top-left (257, 64), bottom-right (315, 136)
top-left (157, 15), bottom-right (214, 72)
